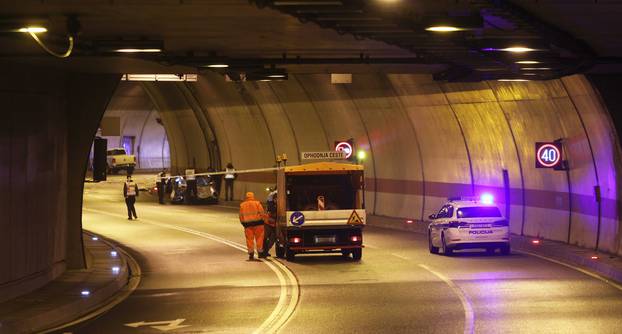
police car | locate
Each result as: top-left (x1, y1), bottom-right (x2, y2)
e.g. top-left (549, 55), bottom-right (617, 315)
top-left (427, 194), bottom-right (510, 256)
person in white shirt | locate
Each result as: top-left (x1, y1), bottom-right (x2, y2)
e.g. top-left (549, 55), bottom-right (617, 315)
top-left (224, 162), bottom-right (236, 201)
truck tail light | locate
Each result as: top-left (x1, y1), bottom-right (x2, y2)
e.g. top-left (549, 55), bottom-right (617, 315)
top-left (350, 235), bottom-right (361, 242)
top-left (290, 237), bottom-right (302, 244)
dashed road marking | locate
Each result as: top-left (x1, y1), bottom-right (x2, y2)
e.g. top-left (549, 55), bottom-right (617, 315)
top-left (390, 253), bottom-right (410, 261)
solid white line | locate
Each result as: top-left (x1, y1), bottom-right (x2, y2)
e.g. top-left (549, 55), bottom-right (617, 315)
top-left (84, 208), bottom-right (298, 334)
top-left (418, 264), bottom-right (474, 334)
top-left (515, 249), bottom-right (622, 292)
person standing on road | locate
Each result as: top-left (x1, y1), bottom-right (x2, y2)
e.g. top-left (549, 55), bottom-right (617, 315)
top-left (157, 169), bottom-right (167, 204)
top-left (224, 162), bottom-right (236, 201)
top-left (239, 192), bottom-right (265, 261)
top-left (124, 175), bottom-right (139, 220)
top-left (262, 187), bottom-right (277, 257)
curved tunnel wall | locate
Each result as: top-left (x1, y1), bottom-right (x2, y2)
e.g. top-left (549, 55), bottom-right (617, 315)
top-left (140, 72), bottom-right (621, 255)
top-left (102, 82), bottom-right (170, 170)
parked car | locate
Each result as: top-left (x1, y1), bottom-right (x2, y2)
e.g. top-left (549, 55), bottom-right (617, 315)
top-left (195, 175), bottom-right (219, 204)
top-left (106, 148), bottom-right (136, 174)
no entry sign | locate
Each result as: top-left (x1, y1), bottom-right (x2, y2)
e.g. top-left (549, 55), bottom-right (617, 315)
top-left (535, 142), bottom-right (562, 168)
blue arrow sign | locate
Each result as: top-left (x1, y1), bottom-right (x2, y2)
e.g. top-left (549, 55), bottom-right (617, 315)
top-left (290, 211), bottom-right (305, 226)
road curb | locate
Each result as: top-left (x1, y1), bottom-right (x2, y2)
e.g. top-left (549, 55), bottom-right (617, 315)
top-left (0, 231), bottom-right (141, 334)
top-left (366, 215), bottom-right (622, 286)
top-left (37, 231), bottom-right (142, 334)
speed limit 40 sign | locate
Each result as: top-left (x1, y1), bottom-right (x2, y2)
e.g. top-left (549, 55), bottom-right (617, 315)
top-left (535, 142), bottom-right (562, 168)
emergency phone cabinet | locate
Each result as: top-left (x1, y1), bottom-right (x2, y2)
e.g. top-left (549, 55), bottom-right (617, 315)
top-left (275, 162), bottom-right (366, 261)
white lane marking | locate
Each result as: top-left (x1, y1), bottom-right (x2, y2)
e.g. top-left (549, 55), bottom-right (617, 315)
top-left (515, 249), bottom-right (622, 292)
top-left (390, 253), bottom-right (410, 261)
top-left (418, 264), bottom-right (474, 334)
top-left (84, 208), bottom-right (299, 334)
top-left (125, 319), bottom-right (190, 331)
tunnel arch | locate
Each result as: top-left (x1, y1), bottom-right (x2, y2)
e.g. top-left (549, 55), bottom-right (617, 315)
top-left (125, 73), bottom-right (621, 256)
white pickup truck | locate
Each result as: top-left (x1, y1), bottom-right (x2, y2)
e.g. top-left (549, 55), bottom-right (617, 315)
top-left (106, 148), bottom-right (136, 174)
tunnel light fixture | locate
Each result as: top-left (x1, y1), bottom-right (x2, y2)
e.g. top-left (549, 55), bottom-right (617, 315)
top-left (110, 251), bottom-right (118, 257)
top-left (18, 26), bottom-right (47, 33)
top-left (206, 64), bottom-right (229, 68)
top-left (115, 48), bottom-right (162, 53)
top-left (112, 266), bottom-right (121, 274)
top-left (531, 239), bottom-right (541, 245)
top-left (516, 60), bottom-right (541, 64)
top-left (121, 74), bottom-right (198, 82)
top-left (91, 236), bottom-right (99, 241)
top-left (81, 290), bottom-right (91, 297)
top-left (425, 26), bottom-right (463, 32)
top-left (498, 79), bottom-right (530, 82)
top-left (483, 46), bottom-right (537, 53)
top-left (520, 67), bottom-right (552, 71)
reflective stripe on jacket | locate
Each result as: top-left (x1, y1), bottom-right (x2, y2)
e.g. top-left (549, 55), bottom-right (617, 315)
top-left (239, 199), bottom-right (264, 224)
top-left (125, 181), bottom-right (137, 196)
top-left (225, 168), bottom-right (235, 180)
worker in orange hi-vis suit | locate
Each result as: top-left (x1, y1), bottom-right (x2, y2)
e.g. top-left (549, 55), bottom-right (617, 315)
top-left (239, 192), bottom-right (265, 261)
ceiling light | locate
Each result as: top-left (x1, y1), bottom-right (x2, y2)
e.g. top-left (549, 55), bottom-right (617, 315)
top-left (18, 26), bottom-right (47, 33)
top-left (121, 74), bottom-right (198, 82)
top-left (500, 46), bottom-right (536, 52)
top-left (425, 26), bottom-right (463, 32)
top-left (516, 60), bottom-right (541, 64)
top-left (521, 67), bottom-right (552, 70)
top-left (268, 74), bottom-right (286, 78)
top-left (206, 64), bottom-right (229, 68)
top-left (498, 79), bottom-right (530, 82)
top-left (115, 48), bottom-right (162, 53)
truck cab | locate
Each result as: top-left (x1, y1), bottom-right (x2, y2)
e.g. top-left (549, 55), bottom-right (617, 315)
top-left (275, 162), bottom-right (365, 261)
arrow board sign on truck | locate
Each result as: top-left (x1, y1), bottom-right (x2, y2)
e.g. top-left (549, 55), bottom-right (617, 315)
top-left (301, 151), bottom-right (346, 160)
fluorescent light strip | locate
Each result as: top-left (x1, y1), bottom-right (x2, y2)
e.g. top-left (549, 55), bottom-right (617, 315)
top-left (115, 48), bottom-right (162, 53)
top-left (121, 74), bottom-right (198, 82)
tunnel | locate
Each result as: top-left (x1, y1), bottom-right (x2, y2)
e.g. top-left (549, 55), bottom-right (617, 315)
top-left (1, 1), bottom-right (622, 332)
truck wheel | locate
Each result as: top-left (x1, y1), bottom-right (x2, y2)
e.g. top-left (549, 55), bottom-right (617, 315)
top-left (351, 248), bottom-right (362, 261)
top-left (428, 231), bottom-right (439, 254)
top-left (286, 248), bottom-right (296, 261)
top-left (275, 244), bottom-right (285, 258)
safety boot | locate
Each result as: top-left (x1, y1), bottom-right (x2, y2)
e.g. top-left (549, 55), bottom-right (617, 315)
top-left (248, 253), bottom-right (254, 261)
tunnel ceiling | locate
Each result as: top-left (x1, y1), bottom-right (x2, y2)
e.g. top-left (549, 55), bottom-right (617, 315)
top-left (1, 1), bottom-right (620, 81)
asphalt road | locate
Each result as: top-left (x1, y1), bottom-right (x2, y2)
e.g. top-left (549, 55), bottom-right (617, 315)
top-left (59, 175), bottom-right (622, 333)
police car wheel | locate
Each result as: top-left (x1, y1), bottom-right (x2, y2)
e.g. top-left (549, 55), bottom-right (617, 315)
top-left (441, 233), bottom-right (453, 256)
top-left (428, 231), bottom-right (439, 254)
top-left (351, 248), bottom-right (362, 261)
top-left (275, 244), bottom-right (285, 258)
top-left (500, 244), bottom-right (511, 256)
top-left (286, 248), bottom-right (296, 261)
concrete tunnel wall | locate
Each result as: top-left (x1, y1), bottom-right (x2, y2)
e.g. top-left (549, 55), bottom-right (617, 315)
top-left (0, 63), bottom-right (119, 302)
top-left (141, 72), bottom-right (622, 256)
top-left (101, 82), bottom-right (170, 170)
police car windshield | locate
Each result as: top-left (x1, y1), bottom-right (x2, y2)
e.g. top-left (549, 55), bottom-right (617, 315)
top-left (457, 206), bottom-right (502, 218)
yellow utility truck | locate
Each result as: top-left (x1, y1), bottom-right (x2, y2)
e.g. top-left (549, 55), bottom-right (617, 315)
top-left (275, 162), bottom-right (366, 261)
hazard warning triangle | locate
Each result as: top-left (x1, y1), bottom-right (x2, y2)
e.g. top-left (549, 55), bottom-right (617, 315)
top-left (347, 210), bottom-right (364, 225)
